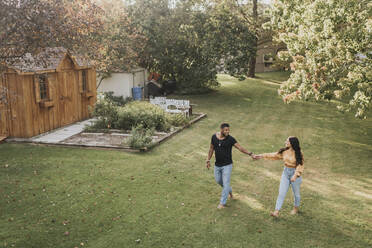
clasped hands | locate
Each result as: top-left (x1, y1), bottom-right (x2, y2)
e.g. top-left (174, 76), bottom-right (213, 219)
top-left (250, 153), bottom-right (262, 160)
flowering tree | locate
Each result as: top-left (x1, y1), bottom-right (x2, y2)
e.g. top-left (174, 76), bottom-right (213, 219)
top-left (269, 0), bottom-right (371, 118)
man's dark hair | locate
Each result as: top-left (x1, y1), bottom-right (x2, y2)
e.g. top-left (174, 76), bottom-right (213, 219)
top-left (220, 123), bottom-right (230, 129)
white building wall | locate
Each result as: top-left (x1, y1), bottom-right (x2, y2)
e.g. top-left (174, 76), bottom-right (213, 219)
top-left (97, 69), bottom-right (148, 98)
top-left (133, 70), bottom-right (147, 88)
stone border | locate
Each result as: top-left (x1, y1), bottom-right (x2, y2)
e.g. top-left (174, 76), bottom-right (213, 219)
top-left (4, 113), bottom-right (207, 152)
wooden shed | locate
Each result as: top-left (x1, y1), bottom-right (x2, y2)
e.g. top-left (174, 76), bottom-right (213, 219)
top-left (0, 47), bottom-right (96, 138)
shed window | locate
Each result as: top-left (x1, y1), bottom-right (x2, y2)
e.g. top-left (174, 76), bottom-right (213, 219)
top-left (38, 74), bottom-right (49, 100)
top-left (82, 70), bottom-right (88, 92)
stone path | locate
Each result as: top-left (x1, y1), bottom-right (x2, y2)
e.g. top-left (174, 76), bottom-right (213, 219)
top-left (31, 119), bottom-right (94, 143)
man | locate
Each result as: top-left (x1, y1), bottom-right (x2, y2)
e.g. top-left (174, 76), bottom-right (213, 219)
top-left (206, 123), bottom-right (254, 209)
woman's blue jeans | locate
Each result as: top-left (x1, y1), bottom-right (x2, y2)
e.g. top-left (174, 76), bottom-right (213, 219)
top-left (214, 164), bottom-right (232, 205)
top-left (275, 167), bottom-right (302, 210)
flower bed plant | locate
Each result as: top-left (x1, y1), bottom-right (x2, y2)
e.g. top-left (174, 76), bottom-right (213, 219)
top-left (86, 96), bottom-right (192, 149)
top-left (125, 124), bottom-right (155, 149)
top-left (115, 101), bottom-right (171, 131)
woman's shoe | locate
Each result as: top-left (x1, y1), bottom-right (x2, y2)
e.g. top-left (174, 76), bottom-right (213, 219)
top-left (290, 207), bottom-right (299, 215)
top-left (270, 210), bottom-right (279, 217)
top-left (217, 204), bottom-right (226, 209)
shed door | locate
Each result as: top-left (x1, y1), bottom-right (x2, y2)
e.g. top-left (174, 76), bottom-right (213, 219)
top-left (59, 70), bottom-right (78, 126)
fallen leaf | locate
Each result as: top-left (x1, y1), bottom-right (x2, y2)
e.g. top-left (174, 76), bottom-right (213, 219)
top-left (112, 216), bottom-right (120, 221)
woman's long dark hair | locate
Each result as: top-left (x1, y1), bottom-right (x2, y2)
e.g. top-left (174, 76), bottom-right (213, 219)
top-left (278, 137), bottom-right (303, 166)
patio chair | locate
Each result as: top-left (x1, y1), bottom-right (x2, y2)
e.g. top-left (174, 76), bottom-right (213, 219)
top-left (154, 97), bottom-right (166, 104)
top-left (165, 104), bottom-right (183, 115)
top-left (150, 97), bottom-right (167, 109)
top-left (165, 99), bottom-right (190, 117)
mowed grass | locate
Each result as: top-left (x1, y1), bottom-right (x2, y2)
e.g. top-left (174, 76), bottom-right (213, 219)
top-left (1, 72), bottom-right (371, 248)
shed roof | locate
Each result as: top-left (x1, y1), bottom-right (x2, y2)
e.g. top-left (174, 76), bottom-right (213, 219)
top-left (104, 67), bottom-right (146, 74)
top-left (5, 47), bottom-right (92, 74)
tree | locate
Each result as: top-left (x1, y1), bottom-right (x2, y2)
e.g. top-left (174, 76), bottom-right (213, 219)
top-left (0, 0), bottom-right (107, 113)
top-left (207, 0), bottom-right (257, 80)
top-left (209, 0), bottom-right (271, 79)
top-left (128, 0), bottom-right (221, 94)
top-left (270, 0), bottom-right (372, 118)
top-left (247, 0), bottom-right (258, 78)
top-left (127, 0), bottom-right (262, 91)
top-left (0, 0), bottom-right (104, 71)
top-left (93, 0), bottom-right (147, 81)
top-left (1, 0), bottom-right (146, 91)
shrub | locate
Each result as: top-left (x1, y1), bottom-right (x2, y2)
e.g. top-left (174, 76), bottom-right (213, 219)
top-left (103, 91), bottom-right (132, 106)
top-left (115, 101), bottom-right (169, 131)
top-left (90, 95), bottom-right (189, 132)
top-left (126, 124), bottom-right (154, 149)
top-left (165, 113), bottom-right (188, 127)
top-left (90, 94), bottom-right (119, 129)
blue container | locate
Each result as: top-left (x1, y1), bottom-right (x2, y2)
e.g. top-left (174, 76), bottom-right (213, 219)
top-left (132, 87), bottom-right (142, 100)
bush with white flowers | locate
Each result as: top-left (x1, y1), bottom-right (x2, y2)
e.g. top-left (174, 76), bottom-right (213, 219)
top-left (269, 0), bottom-right (371, 118)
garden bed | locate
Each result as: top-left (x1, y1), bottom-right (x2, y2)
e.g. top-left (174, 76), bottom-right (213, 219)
top-left (54, 113), bottom-right (206, 152)
top-left (61, 131), bottom-right (167, 149)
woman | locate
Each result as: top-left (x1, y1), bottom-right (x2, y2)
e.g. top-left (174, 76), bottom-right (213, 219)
top-left (254, 136), bottom-right (304, 217)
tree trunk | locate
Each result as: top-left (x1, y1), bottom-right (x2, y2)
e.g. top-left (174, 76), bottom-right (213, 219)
top-left (248, 0), bottom-right (258, 78)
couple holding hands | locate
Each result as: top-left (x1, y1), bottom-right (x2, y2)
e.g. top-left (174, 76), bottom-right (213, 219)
top-left (206, 123), bottom-right (304, 217)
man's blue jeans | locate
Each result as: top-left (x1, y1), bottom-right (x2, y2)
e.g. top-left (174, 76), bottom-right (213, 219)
top-left (275, 167), bottom-right (302, 211)
top-left (214, 164), bottom-right (232, 205)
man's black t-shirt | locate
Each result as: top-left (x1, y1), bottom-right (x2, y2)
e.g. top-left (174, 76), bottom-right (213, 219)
top-left (211, 134), bottom-right (237, 166)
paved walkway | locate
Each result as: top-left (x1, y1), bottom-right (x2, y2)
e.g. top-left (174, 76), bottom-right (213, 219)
top-left (31, 119), bottom-right (94, 143)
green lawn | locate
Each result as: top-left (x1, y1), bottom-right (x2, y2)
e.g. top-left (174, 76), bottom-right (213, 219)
top-left (1, 72), bottom-right (371, 248)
